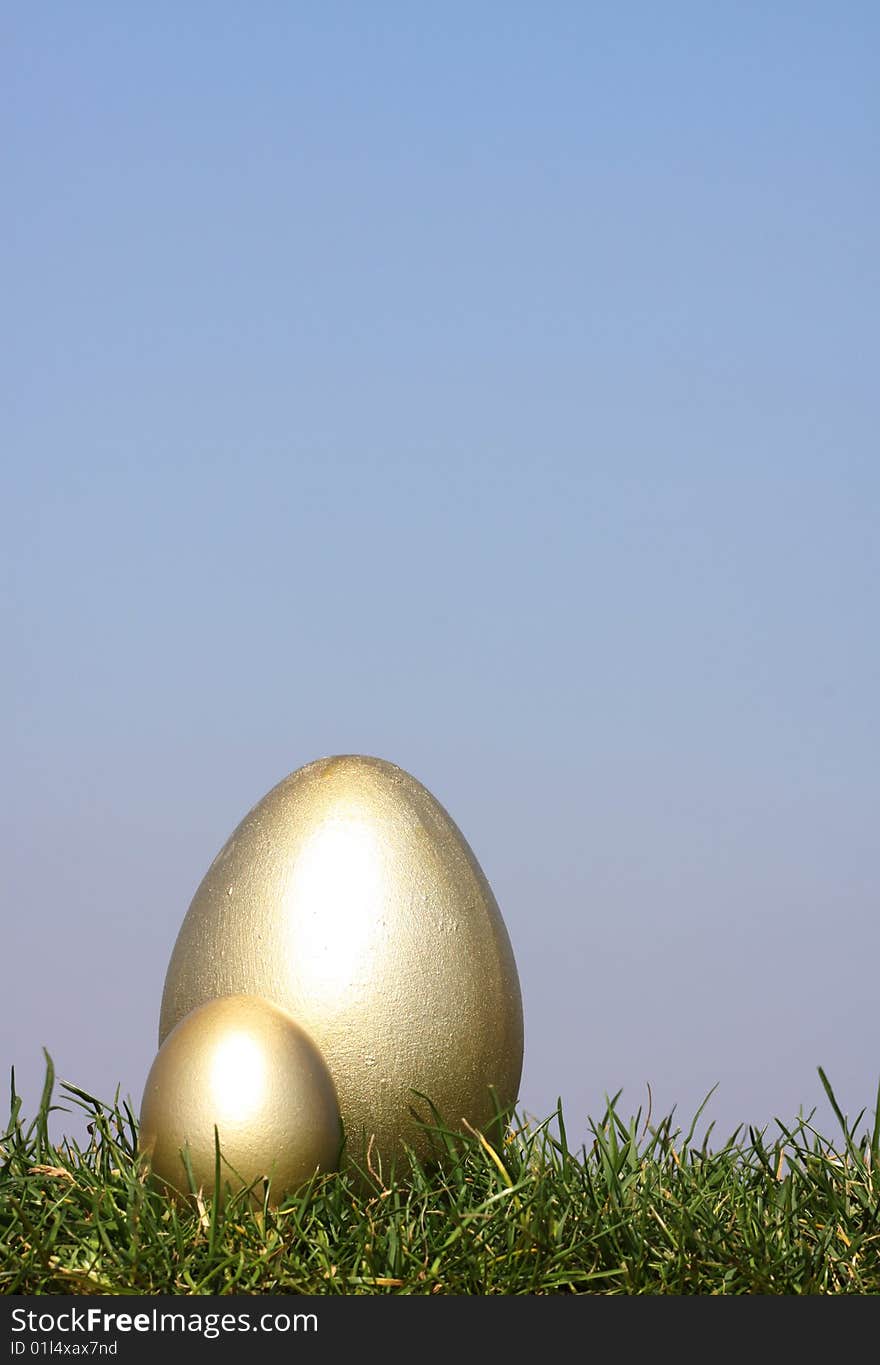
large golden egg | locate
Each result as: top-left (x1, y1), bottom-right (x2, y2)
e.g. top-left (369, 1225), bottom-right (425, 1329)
top-left (159, 755), bottom-right (523, 1170)
top-left (139, 994), bottom-right (342, 1203)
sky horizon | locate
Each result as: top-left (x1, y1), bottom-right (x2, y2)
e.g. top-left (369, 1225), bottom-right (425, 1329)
top-left (4, 3), bottom-right (878, 1152)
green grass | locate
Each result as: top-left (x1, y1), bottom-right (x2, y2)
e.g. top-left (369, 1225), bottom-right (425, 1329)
top-left (2, 1057), bottom-right (878, 1294)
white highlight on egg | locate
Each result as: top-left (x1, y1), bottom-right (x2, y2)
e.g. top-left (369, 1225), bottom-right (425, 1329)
top-left (283, 811), bottom-right (386, 1001)
top-left (209, 1030), bottom-right (266, 1124)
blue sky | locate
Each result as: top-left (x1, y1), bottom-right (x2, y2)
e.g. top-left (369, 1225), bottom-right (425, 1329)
top-left (3, 3), bottom-right (878, 1147)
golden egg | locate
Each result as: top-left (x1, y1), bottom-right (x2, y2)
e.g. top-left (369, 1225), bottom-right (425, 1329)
top-left (139, 994), bottom-right (342, 1203)
top-left (159, 755), bottom-right (523, 1170)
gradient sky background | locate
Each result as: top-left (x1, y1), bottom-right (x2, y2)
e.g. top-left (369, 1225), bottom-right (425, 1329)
top-left (4, 4), bottom-right (878, 1151)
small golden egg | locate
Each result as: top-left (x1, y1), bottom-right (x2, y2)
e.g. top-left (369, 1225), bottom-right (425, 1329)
top-left (138, 994), bottom-right (342, 1204)
top-left (159, 755), bottom-right (523, 1172)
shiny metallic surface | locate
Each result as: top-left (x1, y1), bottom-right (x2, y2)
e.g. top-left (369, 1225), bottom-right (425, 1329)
top-left (139, 995), bottom-right (342, 1203)
top-left (159, 755), bottom-right (524, 1169)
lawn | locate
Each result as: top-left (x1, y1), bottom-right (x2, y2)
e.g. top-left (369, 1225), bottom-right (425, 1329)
top-left (2, 1057), bottom-right (877, 1294)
